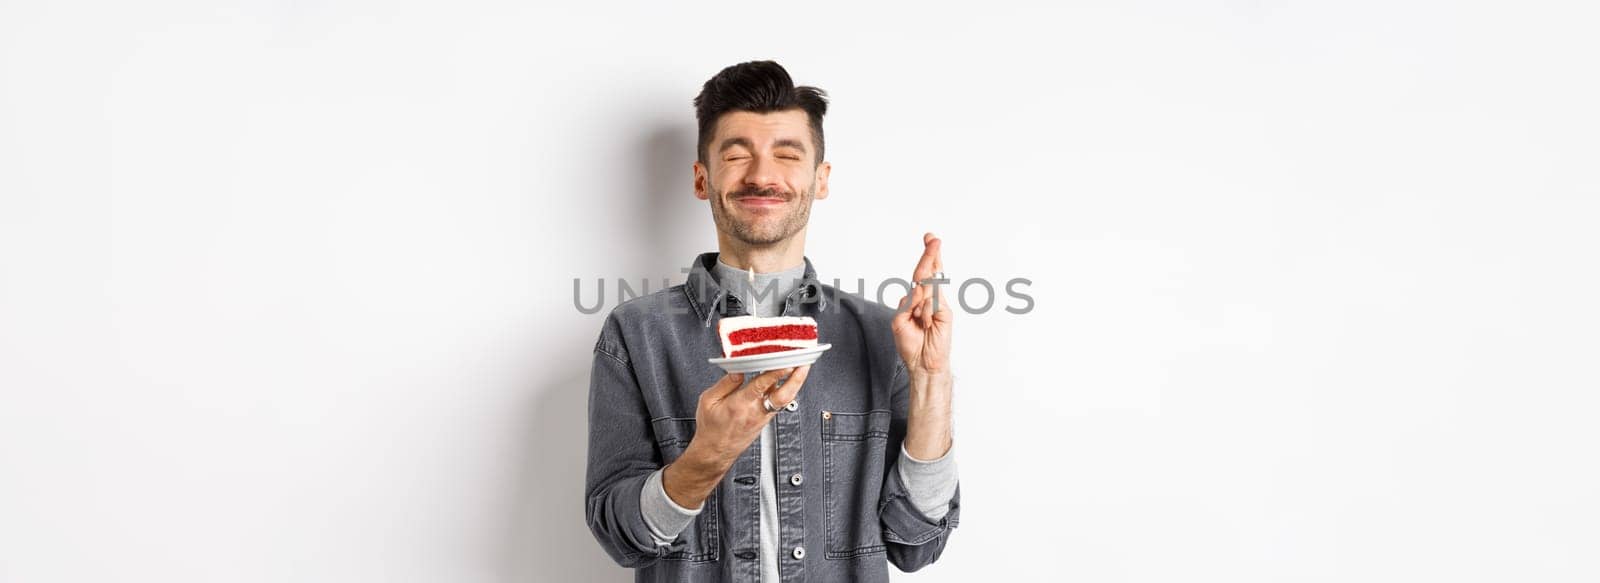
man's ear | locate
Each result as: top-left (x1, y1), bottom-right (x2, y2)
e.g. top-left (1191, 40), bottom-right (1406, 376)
top-left (814, 161), bottom-right (832, 200)
top-left (693, 160), bottom-right (709, 200)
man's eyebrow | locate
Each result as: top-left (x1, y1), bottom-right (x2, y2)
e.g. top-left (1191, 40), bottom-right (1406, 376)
top-left (717, 137), bottom-right (752, 154)
top-left (773, 138), bottom-right (808, 152)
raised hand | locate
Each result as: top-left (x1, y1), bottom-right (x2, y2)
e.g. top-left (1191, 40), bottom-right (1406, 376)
top-left (892, 232), bottom-right (953, 377)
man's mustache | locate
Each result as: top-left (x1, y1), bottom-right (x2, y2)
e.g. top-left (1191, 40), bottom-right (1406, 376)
top-left (730, 187), bottom-right (791, 201)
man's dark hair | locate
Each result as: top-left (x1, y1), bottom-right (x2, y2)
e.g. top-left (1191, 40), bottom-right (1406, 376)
top-left (694, 60), bottom-right (829, 167)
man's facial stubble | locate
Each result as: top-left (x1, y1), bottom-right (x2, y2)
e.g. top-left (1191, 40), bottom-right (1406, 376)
top-left (707, 178), bottom-right (816, 247)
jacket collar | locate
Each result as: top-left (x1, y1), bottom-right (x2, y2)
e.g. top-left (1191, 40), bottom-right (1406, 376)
top-left (684, 251), bottom-right (828, 327)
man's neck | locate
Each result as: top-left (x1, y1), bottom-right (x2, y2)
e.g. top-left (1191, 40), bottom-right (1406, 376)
top-left (715, 229), bottom-right (807, 274)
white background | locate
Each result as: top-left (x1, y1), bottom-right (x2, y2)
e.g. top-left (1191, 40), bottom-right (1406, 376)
top-left (3, 1), bottom-right (1597, 581)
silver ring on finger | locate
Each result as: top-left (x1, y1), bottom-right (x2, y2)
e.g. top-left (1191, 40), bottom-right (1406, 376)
top-left (763, 396), bottom-right (780, 413)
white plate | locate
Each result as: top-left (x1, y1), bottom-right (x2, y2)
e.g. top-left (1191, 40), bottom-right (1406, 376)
top-left (708, 344), bottom-right (832, 374)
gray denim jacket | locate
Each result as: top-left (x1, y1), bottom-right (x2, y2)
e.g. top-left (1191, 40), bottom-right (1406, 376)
top-left (585, 252), bottom-right (961, 582)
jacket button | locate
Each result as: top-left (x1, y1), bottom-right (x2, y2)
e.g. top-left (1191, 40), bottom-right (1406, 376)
top-left (790, 473), bottom-right (803, 486)
top-left (734, 476), bottom-right (756, 485)
top-left (792, 545), bottom-right (806, 560)
top-left (736, 550), bottom-right (756, 560)
top-left (784, 399), bottom-right (798, 412)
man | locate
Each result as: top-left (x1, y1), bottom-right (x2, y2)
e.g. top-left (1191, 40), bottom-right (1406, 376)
top-left (584, 60), bottom-right (960, 582)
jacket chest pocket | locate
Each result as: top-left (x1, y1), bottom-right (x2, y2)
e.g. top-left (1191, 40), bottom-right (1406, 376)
top-left (821, 409), bottom-right (891, 559)
top-left (650, 417), bottom-right (721, 563)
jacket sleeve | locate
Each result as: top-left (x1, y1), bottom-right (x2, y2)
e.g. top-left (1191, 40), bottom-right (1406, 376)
top-left (879, 361), bottom-right (961, 572)
top-left (583, 312), bottom-right (680, 568)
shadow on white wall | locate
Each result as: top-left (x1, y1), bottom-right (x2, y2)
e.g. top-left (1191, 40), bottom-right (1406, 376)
top-left (499, 119), bottom-right (699, 582)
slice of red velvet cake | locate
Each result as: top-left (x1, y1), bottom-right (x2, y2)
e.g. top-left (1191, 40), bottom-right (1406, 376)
top-left (717, 315), bottom-right (819, 358)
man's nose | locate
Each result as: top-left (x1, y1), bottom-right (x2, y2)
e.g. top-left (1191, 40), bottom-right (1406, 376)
top-left (741, 154), bottom-right (783, 191)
